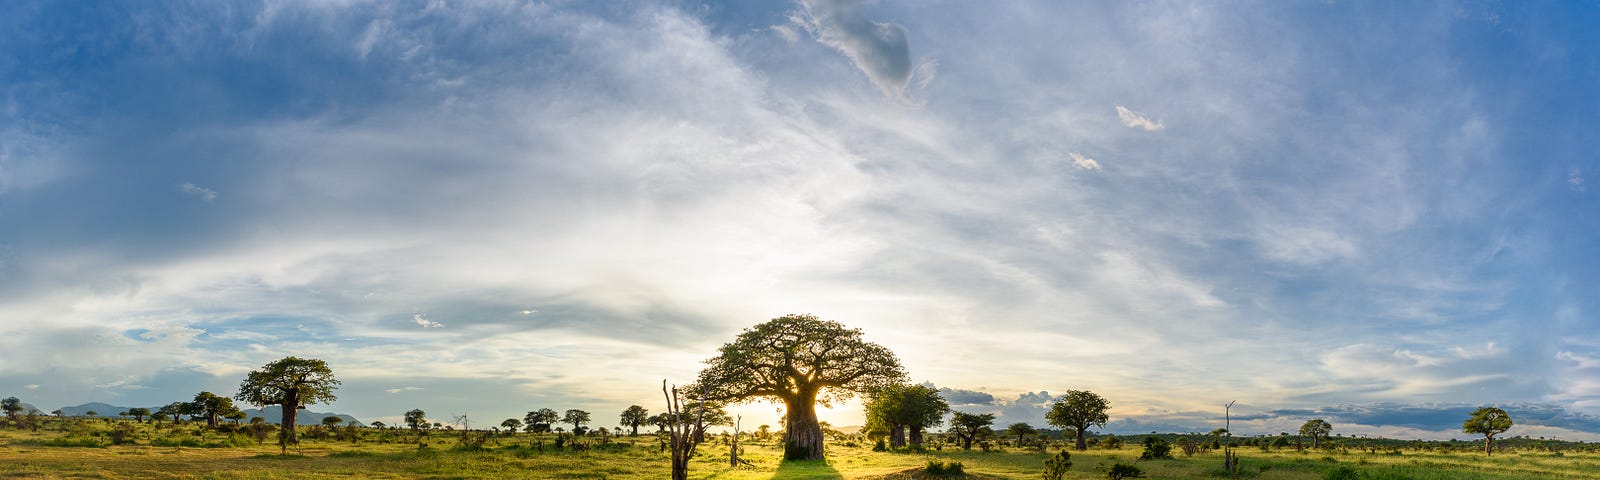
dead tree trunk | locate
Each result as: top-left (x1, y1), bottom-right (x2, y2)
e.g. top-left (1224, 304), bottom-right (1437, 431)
top-left (663, 381), bottom-right (706, 480)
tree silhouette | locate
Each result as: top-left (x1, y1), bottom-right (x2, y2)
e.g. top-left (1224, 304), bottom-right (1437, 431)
top-left (1299, 419), bottom-right (1332, 449)
top-left (1046, 390), bottom-right (1111, 451)
top-left (1, 397), bottom-right (21, 424)
top-left (620, 405), bottom-right (649, 436)
top-left (126, 407), bottom-right (152, 423)
top-left (864, 383), bottom-right (949, 447)
top-left (405, 409), bottom-right (427, 430)
top-left (694, 314), bottom-right (906, 460)
top-left (1005, 422), bottom-right (1037, 446)
top-left (1463, 407), bottom-right (1513, 456)
top-left (562, 409), bottom-right (591, 433)
top-left (235, 356), bottom-right (340, 448)
top-left (524, 408), bottom-right (558, 433)
top-left (500, 418), bottom-right (522, 433)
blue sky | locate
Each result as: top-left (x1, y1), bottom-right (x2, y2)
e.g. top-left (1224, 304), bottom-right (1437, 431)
top-left (2, 0), bottom-right (1599, 440)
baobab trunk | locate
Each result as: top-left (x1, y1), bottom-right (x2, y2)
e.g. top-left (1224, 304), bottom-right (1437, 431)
top-left (1074, 426), bottom-right (1088, 450)
top-left (890, 425), bottom-right (906, 448)
top-left (909, 425), bottom-right (924, 446)
top-left (280, 389), bottom-right (300, 445)
top-left (783, 394), bottom-right (825, 460)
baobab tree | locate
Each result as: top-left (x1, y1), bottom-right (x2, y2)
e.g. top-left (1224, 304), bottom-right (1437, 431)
top-left (1463, 407), bottom-right (1513, 456)
top-left (1299, 419), bottom-right (1332, 449)
top-left (694, 314), bottom-right (906, 460)
top-left (562, 409), bottom-right (591, 434)
top-left (1046, 390), bottom-right (1111, 451)
top-left (524, 408), bottom-right (558, 433)
top-left (620, 405), bottom-right (649, 435)
top-left (235, 356), bottom-right (340, 448)
top-left (190, 391), bottom-right (239, 428)
top-left (405, 409), bottom-right (427, 430)
top-left (863, 383), bottom-right (948, 447)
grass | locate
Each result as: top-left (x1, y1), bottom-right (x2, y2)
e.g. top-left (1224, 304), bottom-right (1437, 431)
top-left (2, 422), bottom-right (1599, 479)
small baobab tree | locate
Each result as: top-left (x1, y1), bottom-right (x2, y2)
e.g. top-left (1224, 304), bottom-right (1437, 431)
top-left (1299, 419), bottom-right (1332, 449)
top-left (620, 405), bottom-right (649, 435)
top-left (1046, 390), bottom-right (1111, 451)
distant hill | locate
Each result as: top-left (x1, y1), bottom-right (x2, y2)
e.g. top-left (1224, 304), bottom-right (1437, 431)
top-left (56, 402), bottom-right (361, 426)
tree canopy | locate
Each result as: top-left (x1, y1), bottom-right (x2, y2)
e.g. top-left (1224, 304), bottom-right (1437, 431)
top-left (620, 405), bottom-right (649, 435)
top-left (234, 356), bottom-right (339, 447)
top-left (1045, 390), bottom-right (1111, 451)
top-left (524, 408), bottom-right (558, 433)
top-left (563, 409), bottom-right (591, 433)
top-left (1463, 407), bottom-right (1513, 456)
top-left (949, 411), bottom-right (996, 450)
top-left (694, 314), bottom-right (906, 460)
top-left (1299, 419), bottom-right (1332, 448)
top-left (864, 383), bottom-right (949, 447)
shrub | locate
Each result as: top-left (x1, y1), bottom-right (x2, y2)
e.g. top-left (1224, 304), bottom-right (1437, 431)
top-left (1106, 462), bottom-right (1143, 480)
top-left (1321, 466), bottom-right (1360, 480)
top-left (1139, 436), bottom-right (1172, 460)
top-left (873, 438), bottom-right (888, 452)
top-left (1101, 435), bottom-right (1124, 449)
top-left (1041, 450), bottom-right (1072, 480)
top-left (924, 460), bottom-right (965, 476)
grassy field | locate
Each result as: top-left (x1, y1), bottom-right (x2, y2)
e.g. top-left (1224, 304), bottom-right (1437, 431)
top-left (2, 422), bottom-right (1598, 479)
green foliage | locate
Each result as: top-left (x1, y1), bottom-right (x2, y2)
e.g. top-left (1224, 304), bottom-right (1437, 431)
top-left (1101, 435), bottom-right (1123, 449)
top-left (1047, 390), bottom-right (1111, 450)
top-left (524, 408), bottom-right (557, 432)
top-left (873, 438), bottom-right (888, 452)
top-left (619, 405), bottom-right (649, 434)
top-left (949, 411), bottom-right (996, 450)
top-left (1041, 450), bottom-right (1072, 480)
top-left (1322, 465), bottom-right (1361, 480)
top-left (562, 409), bottom-right (591, 430)
top-left (405, 409), bottom-right (427, 430)
top-left (1463, 406), bottom-right (1514, 455)
top-left (234, 357), bottom-right (340, 408)
top-left (924, 460), bottom-right (964, 476)
top-left (1106, 462), bottom-right (1143, 480)
top-left (1301, 419), bottom-right (1333, 448)
top-left (1138, 436), bottom-right (1172, 460)
top-left (865, 383), bottom-right (951, 445)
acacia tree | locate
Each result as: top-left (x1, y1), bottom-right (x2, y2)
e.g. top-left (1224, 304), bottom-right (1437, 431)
top-left (694, 314), bottom-right (907, 460)
top-left (864, 383), bottom-right (949, 447)
top-left (949, 411), bottom-right (996, 450)
top-left (1046, 390), bottom-right (1111, 451)
top-left (524, 408), bottom-right (558, 433)
top-left (405, 409), bottom-right (427, 430)
top-left (501, 418), bottom-right (522, 434)
top-left (1299, 419), bottom-right (1332, 449)
top-left (620, 405), bottom-right (650, 436)
top-left (1, 397), bottom-right (22, 425)
top-left (191, 391), bottom-right (240, 428)
top-left (563, 409), bottom-right (591, 434)
top-left (1463, 407), bottom-right (1513, 456)
top-left (126, 407), bottom-right (152, 423)
top-left (1005, 422), bottom-right (1037, 446)
top-left (234, 356), bottom-right (340, 448)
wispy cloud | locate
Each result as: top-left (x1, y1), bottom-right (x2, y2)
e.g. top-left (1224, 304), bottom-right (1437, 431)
top-left (1068, 151), bottom-right (1102, 171)
top-left (1571, 169), bottom-right (1586, 192)
top-left (795, 0), bottom-right (925, 101)
top-left (412, 314), bottom-right (443, 329)
top-left (178, 182), bottom-right (217, 202)
top-left (385, 386), bottom-right (423, 394)
top-left (1115, 105), bottom-right (1164, 131)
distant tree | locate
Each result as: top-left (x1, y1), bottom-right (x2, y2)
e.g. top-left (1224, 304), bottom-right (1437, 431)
top-left (322, 416), bottom-right (343, 427)
top-left (158, 403), bottom-right (187, 424)
top-left (620, 405), bottom-right (650, 436)
top-left (1046, 390), bottom-right (1111, 451)
top-left (864, 383), bottom-right (950, 447)
top-left (949, 411), bottom-right (996, 450)
top-left (649, 413), bottom-right (672, 433)
top-left (152, 411), bottom-right (170, 423)
top-left (501, 418), bottom-right (522, 433)
top-left (1462, 407), bottom-right (1513, 456)
top-left (191, 391), bottom-right (240, 428)
top-left (225, 410), bottom-right (247, 425)
top-left (524, 408), bottom-right (558, 433)
top-left (757, 424), bottom-right (771, 440)
top-left (1299, 419), bottom-right (1332, 449)
top-left (370, 420), bottom-right (386, 429)
top-left (126, 407), bottom-right (152, 423)
top-left (51, 409), bottom-right (63, 418)
top-left (1005, 422), bottom-right (1037, 445)
top-left (562, 409), bottom-right (591, 433)
top-left (694, 314), bottom-right (907, 461)
top-left (86, 411), bottom-right (97, 418)
top-left (405, 409), bottom-right (427, 430)
top-left (235, 356), bottom-right (340, 448)
top-left (1, 397), bottom-right (22, 424)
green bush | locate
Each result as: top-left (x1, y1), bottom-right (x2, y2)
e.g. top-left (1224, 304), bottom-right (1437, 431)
top-left (1041, 450), bottom-right (1071, 480)
top-left (873, 438), bottom-right (888, 452)
top-left (924, 460), bottom-right (965, 476)
top-left (1322, 466), bottom-right (1360, 480)
top-left (1139, 436), bottom-right (1172, 460)
top-left (1106, 462), bottom-right (1143, 480)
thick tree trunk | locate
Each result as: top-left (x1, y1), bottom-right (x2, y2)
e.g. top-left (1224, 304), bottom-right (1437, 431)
top-left (1075, 426), bottom-right (1088, 451)
top-left (631, 424), bottom-right (639, 436)
top-left (909, 425), bottom-right (924, 446)
top-left (890, 425), bottom-right (906, 448)
top-left (206, 413), bottom-right (219, 428)
top-left (1485, 434), bottom-right (1494, 456)
top-left (280, 390), bottom-right (300, 446)
top-left (782, 393), bottom-right (825, 461)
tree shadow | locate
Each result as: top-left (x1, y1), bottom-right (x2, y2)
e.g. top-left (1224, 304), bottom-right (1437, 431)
top-left (772, 459), bottom-right (841, 479)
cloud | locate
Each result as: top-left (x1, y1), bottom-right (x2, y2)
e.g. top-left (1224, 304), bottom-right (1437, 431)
top-left (412, 314), bottom-right (443, 329)
top-left (385, 386), bottom-right (423, 394)
top-left (1069, 152), bottom-right (1102, 171)
top-left (796, 0), bottom-right (921, 100)
top-left (1571, 169), bottom-right (1586, 192)
top-left (1115, 105), bottom-right (1164, 131)
top-left (934, 385), bottom-right (995, 406)
top-left (178, 183), bottom-right (217, 202)
top-left (24, 384), bottom-right (39, 390)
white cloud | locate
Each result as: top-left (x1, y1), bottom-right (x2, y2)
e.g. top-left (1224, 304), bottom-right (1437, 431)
top-left (1068, 151), bottom-right (1102, 171)
top-left (1571, 169), bottom-right (1586, 192)
top-left (24, 384), bottom-right (39, 390)
top-left (795, 0), bottom-right (925, 101)
top-left (412, 314), bottom-right (443, 328)
top-left (386, 386), bottom-right (423, 394)
top-left (1115, 105), bottom-right (1165, 131)
top-left (178, 182), bottom-right (217, 202)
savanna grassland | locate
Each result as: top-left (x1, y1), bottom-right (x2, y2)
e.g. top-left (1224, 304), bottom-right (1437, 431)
top-left (2, 418), bottom-right (1598, 479)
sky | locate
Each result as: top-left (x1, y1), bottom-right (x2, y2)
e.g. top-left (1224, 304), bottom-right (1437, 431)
top-left (2, 0), bottom-right (1600, 441)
